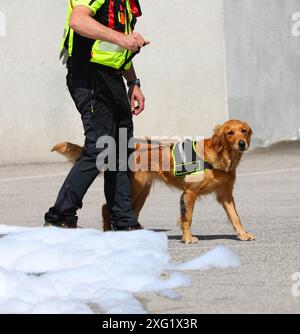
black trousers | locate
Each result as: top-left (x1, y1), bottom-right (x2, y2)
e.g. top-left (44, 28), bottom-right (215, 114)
top-left (46, 63), bottom-right (137, 228)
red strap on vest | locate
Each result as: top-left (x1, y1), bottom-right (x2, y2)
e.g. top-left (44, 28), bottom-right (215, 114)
top-left (108, 0), bottom-right (142, 31)
top-left (129, 0), bottom-right (142, 17)
top-left (108, 0), bottom-right (115, 29)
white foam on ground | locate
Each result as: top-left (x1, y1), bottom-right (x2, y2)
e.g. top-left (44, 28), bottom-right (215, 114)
top-left (167, 245), bottom-right (240, 271)
top-left (0, 226), bottom-right (239, 314)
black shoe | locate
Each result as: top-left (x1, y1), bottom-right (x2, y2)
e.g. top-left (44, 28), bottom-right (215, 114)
top-left (113, 223), bottom-right (144, 231)
top-left (44, 211), bottom-right (78, 229)
top-left (44, 221), bottom-right (78, 229)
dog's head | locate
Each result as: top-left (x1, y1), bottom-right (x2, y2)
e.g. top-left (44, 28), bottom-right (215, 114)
top-left (212, 120), bottom-right (253, 153)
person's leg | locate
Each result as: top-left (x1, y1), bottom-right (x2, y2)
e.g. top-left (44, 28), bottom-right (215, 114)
top-left (45, 66), bottom-right (115, 227)
top-left (104, 125), bottom-right (137, 228)
top-left (102, 72), bottom-right (139, 229)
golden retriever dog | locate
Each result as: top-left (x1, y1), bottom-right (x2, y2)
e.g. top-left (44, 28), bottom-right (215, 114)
top-left (52, 119), bottom-right (255, 243)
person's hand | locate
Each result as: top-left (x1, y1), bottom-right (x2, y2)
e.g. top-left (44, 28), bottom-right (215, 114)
top-left (128, 85), bottom-right (145, 116)
top-left (120, 32), bottom-right (150, 53)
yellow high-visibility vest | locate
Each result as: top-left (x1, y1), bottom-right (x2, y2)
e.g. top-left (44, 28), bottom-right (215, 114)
top-left (60, 0), bottom-right (142, 70)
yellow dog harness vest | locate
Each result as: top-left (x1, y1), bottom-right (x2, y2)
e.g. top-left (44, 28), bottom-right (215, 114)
top-left (172, 139), bottom-right (213, 177)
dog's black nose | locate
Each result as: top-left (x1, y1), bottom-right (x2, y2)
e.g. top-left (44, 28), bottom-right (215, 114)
top-left (238, 140), bottom-right (246, 150)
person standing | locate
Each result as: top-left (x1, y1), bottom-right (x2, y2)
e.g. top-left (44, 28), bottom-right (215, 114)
top-left (44, 0), bottom-right (149, 230)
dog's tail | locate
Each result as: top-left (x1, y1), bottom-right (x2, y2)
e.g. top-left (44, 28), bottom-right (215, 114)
top-left (51, 142), bottom-right (83, 163)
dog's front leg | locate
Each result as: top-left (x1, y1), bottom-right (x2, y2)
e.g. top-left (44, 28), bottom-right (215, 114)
top-left (217, 190), bottom-right (256, 241)
top-left (179, 190), bottom-right (198, 244)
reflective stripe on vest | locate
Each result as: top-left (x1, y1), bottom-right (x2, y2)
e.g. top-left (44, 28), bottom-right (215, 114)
top-left (60, 0), bottom-right (140, 70)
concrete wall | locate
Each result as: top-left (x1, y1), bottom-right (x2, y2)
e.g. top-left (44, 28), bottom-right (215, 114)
top-left (224, 0), bottom-right (300, 146)
top-left (0, 1), bottom-right (84, 165)
top-left (0, 0), bottom-right (299, 164)
top-left (134, 0), bottom-right (228, 139)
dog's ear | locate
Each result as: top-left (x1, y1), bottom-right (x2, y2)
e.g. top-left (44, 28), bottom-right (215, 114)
top-left (243, 122), bottom-right (253, 136)
top-left (248, 124), bottom-right (253, 136)
top-left (212, 125), bottom-right (226, 153)
top-left (246, 124), bottom-right (253, 146)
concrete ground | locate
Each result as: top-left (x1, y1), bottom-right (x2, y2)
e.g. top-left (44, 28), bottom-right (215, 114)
top-left (0, 141), bottom-right (300, 314)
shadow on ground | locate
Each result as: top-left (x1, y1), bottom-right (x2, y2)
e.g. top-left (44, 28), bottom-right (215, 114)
top-left (168, 234), bottom-right (239, 241)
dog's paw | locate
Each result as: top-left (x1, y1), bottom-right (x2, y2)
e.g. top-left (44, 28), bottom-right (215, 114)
top-left (182, 236), bottom-right (199, 244)
top-left (237, 232), bottom-right (256, 241)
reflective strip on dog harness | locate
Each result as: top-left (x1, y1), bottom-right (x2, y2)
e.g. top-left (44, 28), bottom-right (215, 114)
top-left (172, 139), bottom-right (213, 177)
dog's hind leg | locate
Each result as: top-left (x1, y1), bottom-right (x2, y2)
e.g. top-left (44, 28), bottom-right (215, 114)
top-left (131, 172), bottom-right (153, 221)
top-left (102, 204), bottom-right (112, 232)
top-left (102, 204), bottom-right (112, 231)
top-left (217, 189), bottom-right (256, 241)
top-left (179, 190), bottom-right (198, 244)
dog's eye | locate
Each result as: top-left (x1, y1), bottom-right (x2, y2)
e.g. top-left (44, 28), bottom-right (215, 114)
top-left (227, 131), bottom-right (234, 136)
top-left (241, 129), bottom-right (248, 134)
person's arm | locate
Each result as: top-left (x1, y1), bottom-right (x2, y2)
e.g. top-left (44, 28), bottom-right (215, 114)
top-left (123, 64), bottom-right (145, 116)
top-left (69, 6), bottom-right (149, 52)
top-left (122, 65), bottom-right (138, 82)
